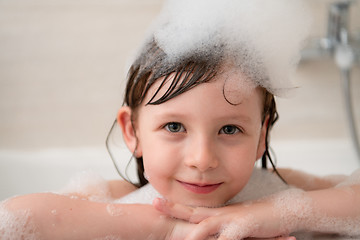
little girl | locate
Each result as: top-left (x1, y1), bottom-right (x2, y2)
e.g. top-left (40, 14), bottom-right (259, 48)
top-left (2, 0), bottom-right (360, 239)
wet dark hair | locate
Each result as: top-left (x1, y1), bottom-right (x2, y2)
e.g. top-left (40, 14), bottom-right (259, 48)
top-left (116, 38), bottom-right (284, 187)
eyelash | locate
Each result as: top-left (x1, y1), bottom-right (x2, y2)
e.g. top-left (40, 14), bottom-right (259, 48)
top-left (163, 123), bottom-right (242, 135)
top-left (219, 125), bottom-right (242, 135)
top-left (164, 122), bottom-right (186, 133)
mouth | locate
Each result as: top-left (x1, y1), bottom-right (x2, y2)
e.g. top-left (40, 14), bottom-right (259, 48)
top-left (177, 180), bottom-right (223, 194)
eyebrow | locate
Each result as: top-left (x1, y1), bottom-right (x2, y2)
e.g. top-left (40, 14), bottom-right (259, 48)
top-left (152, 112), bottom-right (189, 120)
top-left (152, 111), bottom-right (253, 123)
top-left (214, 115), bottom-right (253, 125)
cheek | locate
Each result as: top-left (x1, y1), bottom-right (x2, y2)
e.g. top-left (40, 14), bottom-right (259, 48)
top-left (141, 141), bottom-right (182, 197)
top-left (221, 139), bottom-right (259, 177)
top-left (141, 139), bottom-right (180, 180)
top-left (224, 137), bottom-right (259, 161)
top-left (225, 153), bottom-right (256, 177)
top-left (225, 156), bottom-right (256, 196)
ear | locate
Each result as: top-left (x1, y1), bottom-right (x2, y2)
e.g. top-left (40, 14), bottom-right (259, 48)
top-left (256, 116), bottom-right (269, 160)
top-left (117, 106), bottom-right (142, 157)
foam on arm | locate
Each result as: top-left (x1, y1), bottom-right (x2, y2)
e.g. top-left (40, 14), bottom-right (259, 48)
top-left (1, 193), bottom-right (172, 240)
top-left (270, 169), bottom-right (360, 237)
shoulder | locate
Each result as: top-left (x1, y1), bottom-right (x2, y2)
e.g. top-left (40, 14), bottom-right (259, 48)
top-left (108, 180), bottom-right (138, 199)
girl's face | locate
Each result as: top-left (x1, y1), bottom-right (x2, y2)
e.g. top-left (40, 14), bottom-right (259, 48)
top-left (123, 71), bottom-right (267, 207)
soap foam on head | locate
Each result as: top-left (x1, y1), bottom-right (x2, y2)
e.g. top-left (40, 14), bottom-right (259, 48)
top-left (152, 0), bottom-right (311, 96)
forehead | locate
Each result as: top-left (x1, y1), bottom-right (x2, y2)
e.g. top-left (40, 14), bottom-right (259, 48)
top-left (141, 70), bottom-right (264, 123)
top-left (145, 66), bottom-right (259, 106)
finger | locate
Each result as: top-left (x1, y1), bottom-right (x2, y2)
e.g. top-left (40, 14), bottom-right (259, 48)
top-left (169, 221), bottom-right (197, 240)
top-left (184, 218), bottom-right (221, 240)
top-left (271, 237), bottom-right (297, 240)
top-left (153, 198), bottom-right (195, 221)
top-left (269, 236), bottom-right (296, 240)
top-left (246, 236), bottom-right (296, 240)
top-left (277, 237), bottom-right (296, 240)
top-left (153, 198), bottom-right (215, 223)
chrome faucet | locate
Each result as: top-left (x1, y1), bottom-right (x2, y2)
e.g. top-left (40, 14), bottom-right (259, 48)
top-left (301, 0), bottom-right (360, 161)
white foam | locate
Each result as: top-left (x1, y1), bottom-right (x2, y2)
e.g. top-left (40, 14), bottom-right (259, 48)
top-left (315, 215), bottom-right (360, 237)
top-left (220, 214), bottom-right (257, 239)
top-left (106, 204), bottom-right (126, 217)
top-left (114, 184), bottom-right (161, 204)
top-left (269, 187), bottom-right (360, 237)
top-left (58, 170), bottom-right (112, 202)
top-left (336, 168), bottom-right (360, 187)
top-left (0, 201), bottom-right (39, 240)
top-left (227, 168), bottom-right (289, 204)
top-left (152, 0), bottom-right (311, 96)
top-left (271, 189), bottom-right (313, 234)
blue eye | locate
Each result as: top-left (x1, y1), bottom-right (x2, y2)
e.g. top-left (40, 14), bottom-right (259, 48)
top-left (220, 125), bottom-right (240, 135)
top-left (165, 122), bottom-right (185, 133)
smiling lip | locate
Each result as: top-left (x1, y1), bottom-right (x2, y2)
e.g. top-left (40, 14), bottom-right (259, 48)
top-left (178, 180), bottom-right (223, 194)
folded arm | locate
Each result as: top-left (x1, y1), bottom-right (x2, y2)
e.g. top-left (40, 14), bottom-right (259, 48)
top-left (153, 169), bottom-right (360, 239)
top-left (276, 168), bottom-right (347, 191)
top-left (1, 180), bottom-right (194, 240)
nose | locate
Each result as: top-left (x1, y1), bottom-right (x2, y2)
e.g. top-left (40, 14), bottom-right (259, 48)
top-left (185, 136), bottom-right (219, 172)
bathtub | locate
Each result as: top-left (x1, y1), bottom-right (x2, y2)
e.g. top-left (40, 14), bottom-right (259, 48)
top-left (1, 138), bottom-right (359, 201)
top-left (0, 147), bottom-right (132, 201)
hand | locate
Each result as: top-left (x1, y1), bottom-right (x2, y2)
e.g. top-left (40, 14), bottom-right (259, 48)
top-left (153, 198), bottom-right (295, 240)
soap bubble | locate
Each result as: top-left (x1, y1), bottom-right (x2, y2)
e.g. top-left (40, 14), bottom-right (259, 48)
top-left (58, 170), bottom-right (112, 202)
top-left (0, 201), bottom-right (39, 240)
top-left (151, 0), bottom-right (311, 96)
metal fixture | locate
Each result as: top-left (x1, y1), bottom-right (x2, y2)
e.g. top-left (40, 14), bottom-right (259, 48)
top-left (301, 0), bottom-right (360, 160)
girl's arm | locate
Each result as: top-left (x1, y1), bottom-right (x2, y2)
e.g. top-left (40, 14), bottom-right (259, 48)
top-left (276, 168), bottom-right (347, 191)
top-left (153, 172), bottom-right (360, 239)
top-left (2, 192), bottom-right (194, 240)
top-left (1, 180), bottom-right (195, 240)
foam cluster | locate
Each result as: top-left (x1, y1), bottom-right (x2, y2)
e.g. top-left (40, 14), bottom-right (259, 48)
top-left (270, 188), bottom-right (313, 234)
top-left (269, 187), bottom-right (360, 237)
top-left (219, 214), bottom-right (257, 239)
top-left (152, 0), bottom-right (311, 96)
top-left (336, 168), bottom-right (360, 187)
top-left (58, 170), bottom-right (112, 202)
top-left (0, 201), bottom-right (39, 240)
